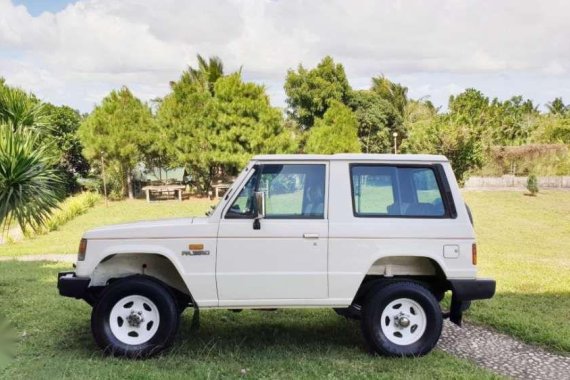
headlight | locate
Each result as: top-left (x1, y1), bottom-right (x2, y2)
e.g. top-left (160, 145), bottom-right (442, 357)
top-left (78, 239), bottom-right (87, 261)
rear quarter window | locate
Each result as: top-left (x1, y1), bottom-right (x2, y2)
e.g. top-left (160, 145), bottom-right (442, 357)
top-left (350, 164), bottom-right (449, 218)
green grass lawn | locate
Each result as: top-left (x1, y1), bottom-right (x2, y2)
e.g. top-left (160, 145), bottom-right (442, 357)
top-left (0, 261), bottom-right (497, 379)
top-left (462, 190), bottom-right (570, 352)
top-left (0, 198), bottom-right (216, 257)
top-left (0, 190), bottom-right (568, 363)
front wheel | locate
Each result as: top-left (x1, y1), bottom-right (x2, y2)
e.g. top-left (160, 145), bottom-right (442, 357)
top-left (91, 276), bottom-right (180, 358)
top-left (361, 281), bottom-right (442, 357)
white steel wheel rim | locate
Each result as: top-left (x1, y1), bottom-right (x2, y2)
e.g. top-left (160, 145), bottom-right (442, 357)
top-left (380, 298), bottom-right (427, 345)
top-left (109, 295), bottom-right (160, 345)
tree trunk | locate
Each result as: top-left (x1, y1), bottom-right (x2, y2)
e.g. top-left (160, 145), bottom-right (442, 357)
top-left (127, 172), bottom-right (134, 199)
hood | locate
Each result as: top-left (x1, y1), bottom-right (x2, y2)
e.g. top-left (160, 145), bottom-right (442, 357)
top-left (83, 217), bottom-right (203, 239)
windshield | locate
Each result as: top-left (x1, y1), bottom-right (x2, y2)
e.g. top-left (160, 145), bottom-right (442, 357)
top-left (207, 163), bottom-right (254, 217)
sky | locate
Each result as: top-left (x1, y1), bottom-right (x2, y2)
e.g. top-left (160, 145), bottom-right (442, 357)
top-left (1, 0), bottom-right (569, 113)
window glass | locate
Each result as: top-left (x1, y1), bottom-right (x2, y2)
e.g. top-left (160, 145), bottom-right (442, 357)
top-left (226, 170), bottom-right (258, 218)
top-left (260, 164), bottom-right (326, 218)
top-left (352, 166), bottom-right (396, 214)
top-left (351, 166), bottom-right (445, 217)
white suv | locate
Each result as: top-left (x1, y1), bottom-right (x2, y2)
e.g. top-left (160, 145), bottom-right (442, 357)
top-left (58, 154), bottom-right (495, 358)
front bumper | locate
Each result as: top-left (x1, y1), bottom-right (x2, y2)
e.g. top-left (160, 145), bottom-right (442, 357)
top-left (57, 272), bottom-right (90, 300)
top-left (447, 278), bottom-right (496, 325)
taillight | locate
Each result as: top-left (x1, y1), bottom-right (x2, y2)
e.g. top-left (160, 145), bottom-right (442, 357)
top-left (78, 239), bottom-right (87, 261)
top-left (472, 243), bottom-right (477, 265)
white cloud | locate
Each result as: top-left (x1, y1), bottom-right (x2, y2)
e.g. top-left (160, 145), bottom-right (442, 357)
top-left (1, 0), bottom-right (569, 111)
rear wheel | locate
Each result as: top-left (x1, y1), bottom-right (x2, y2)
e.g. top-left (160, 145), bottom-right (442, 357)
top-left (361, 281), bottom-right (442, 357)
top-left (91, 276), bottom-right (180, 358)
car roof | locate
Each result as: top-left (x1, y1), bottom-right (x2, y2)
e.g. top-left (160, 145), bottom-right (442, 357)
top-left (252, 153), bottom-right (448, 163)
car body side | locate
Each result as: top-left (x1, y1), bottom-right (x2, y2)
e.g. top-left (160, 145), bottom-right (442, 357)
top-left (72, 156), bottom-right (477, 309)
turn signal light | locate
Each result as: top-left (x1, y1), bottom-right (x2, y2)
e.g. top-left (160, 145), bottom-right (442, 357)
top-left (472, 243), bottom-right (477, 265)
top-left (78, 238), bottom-right (87, 261)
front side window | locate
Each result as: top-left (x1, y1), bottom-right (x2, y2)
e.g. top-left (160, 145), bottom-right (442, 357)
top-left (226, 164), bottom-right (326, 219)
top-left (351, 165), bottom-right (446, 217)
top-left (226, 169), bottom-right (258, 218)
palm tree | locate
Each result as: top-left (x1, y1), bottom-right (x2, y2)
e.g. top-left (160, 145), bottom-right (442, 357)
top-left (188, 55), bottom-right (224, 95)
top-left (546, 97), bottom-right (567, 115)
top-left (0, 86), bottom-right (49, 132)
top-left (371, 75), bottom-right (408, 117)
top-left (0, 85), bottom-right (63, 233)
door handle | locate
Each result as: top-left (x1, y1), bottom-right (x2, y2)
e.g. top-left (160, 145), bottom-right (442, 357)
top-left (303, 233), bottom-right (319, 239)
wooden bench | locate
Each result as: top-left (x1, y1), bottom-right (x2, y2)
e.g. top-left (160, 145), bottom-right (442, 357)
top-left (142, 185), bottom-right (185, 202)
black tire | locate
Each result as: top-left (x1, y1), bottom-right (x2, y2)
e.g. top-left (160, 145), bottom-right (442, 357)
top-left (361, 281), bottom-right (442, 357)
top-left (91, 276), bottom-right (180, 358)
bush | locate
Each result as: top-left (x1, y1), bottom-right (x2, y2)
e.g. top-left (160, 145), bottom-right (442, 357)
top-left (527, 174), bottom-right (539, 196)
top-left (25, 192), bottom-right (102, 237)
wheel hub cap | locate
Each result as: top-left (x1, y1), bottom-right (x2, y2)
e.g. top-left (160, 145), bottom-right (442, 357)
top-left (396, 315), bottom-right (411, 328)
top-left (380, 298), bottom-right (427, 345)
top-left (126, 311), bottom-right (144, 327)
top-left (109, 295), bottom-right (160, 345)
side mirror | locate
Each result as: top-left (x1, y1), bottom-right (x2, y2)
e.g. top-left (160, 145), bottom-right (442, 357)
top-left (254, 191), bottom-right (265, 219)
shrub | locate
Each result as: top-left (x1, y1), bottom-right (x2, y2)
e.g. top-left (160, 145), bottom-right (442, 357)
top-left (24, 192), bottom-right (102, 237)
top-left (527, 174), bottom-right (539, 196)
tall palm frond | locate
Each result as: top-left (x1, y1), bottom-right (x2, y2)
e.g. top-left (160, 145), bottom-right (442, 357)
top-left (371, 75), bottom-right (408, 117)
top-left (546, 97), bottom-right (567, 115)
top-left (0, 86), bottom-right (49, 132)
top-left (0, 125), bottom-right (63, 233)
top-left (188, 55), bottom-right (224, 95)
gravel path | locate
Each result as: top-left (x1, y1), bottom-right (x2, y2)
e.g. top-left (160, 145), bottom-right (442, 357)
top-left (1, 254), bottom-right (569, 379)
top-left (439, 320), bottom-right (570, 379)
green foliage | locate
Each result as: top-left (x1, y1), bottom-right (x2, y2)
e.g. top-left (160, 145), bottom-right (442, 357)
top-left (402, 115), bottom-right (484, 182)
top-left (448, 88), bottom-right (490, 127)
top-left (371, 75), bottom-right (408, 118)
top-left (0, 82), bottom-right (65, 233)
top-left (526, 174), bottom-right (539, 195)
top-left (489, 96), bottom-right (539, 145)
top-left (188, 55), bottom-right (225, 95)
top-left (546, 97), bottom-right (568, 115)
top-left (26, 192), bottom-right (101, 237)
top-left (43, 104), bottom-right (90, 193)
top-left (0, 127), bottom-right (64, 232)
top-left (534, 115), bottom-right (570, 144)
top-left (158, 58), bottom-right (296, 192)
top-left (0, 86), bottom-right (48, 132)
top-left (79, 87), bottom-right (154, 199)
top-left (305, 101), bottom-right (361, 154)
top-left (349, 90), bottom-right (401, 153)
top-left (284, 56), bottom-right (352, 128)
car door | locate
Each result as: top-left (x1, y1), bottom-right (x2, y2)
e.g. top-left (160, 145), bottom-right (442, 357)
top-left (216, 162), bottom-right (329, 304)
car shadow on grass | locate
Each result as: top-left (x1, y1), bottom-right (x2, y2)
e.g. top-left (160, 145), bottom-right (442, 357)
top-left (53, 308), bottom-right (367, 359)
top-left (176, 309), bottom-right (366, 354)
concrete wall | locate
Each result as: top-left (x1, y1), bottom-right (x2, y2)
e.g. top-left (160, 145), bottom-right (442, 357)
top-left (464, 175), bottom-right (570, 189)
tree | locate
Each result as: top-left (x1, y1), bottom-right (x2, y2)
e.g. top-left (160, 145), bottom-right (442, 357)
top-left (491, 96), bottom-right (539, 145)
top-left (0, 81), bottom-right (64, 232)
top-left (43, 104), bottom-right (90, 193)
top-left (371, 75), bottom-right (408, 118)
top-left (212, 73), bottom-right (298, 168)
top-left (305, 101), bottom-right (361, 154)
top-left (448, 88), bottom-right (490, 127)
top-left (79, 87), bottom-right (154, 199)
top-left (187, 55), bottom-right (224, 95)
top-left (0, 85), bottom-right (48, 132)
top-left (0, 127), bottom-right (63, 233)
top-left (158, 59), bottom-right (297, 192)
top-left (546, 97), bottom-right (568, 115)
top-left (402, 115), bottom-right (484, 182)
top-left (284, 56), bottom-right (352, 129)
top-left (349, 90), bottom-right (400, 153)
top-left (368, 75), bottom-right (410, 149)
top-left (533, 115), bottom-right (570, 144)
